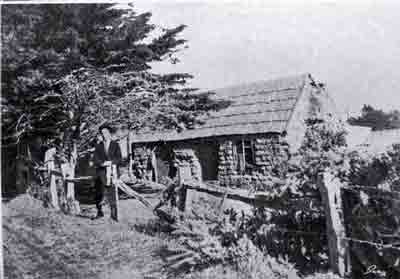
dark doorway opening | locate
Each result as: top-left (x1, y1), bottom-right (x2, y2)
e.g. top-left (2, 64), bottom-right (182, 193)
top-left (155, 145), bottom-right (177, 182)
top-left (194, 142), bottom-right (219, 181)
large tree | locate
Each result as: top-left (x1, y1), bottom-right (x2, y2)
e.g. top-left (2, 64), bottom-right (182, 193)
top-left (1, 4), bottom-right (229, 194)
top-left (2, 4), bottom-right (228, 156)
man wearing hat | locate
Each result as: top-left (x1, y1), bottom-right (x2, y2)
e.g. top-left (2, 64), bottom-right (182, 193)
top-left (93, 123), bottom-right (122, 219)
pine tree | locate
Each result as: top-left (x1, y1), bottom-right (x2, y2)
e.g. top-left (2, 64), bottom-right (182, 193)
top-left (2, 4), bottom-right (228, 154)
top-left (1, 4), bottom-right (229, 194)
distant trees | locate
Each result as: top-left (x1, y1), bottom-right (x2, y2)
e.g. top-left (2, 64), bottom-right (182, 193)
top-left (348, 105), bottom-right (400, 131)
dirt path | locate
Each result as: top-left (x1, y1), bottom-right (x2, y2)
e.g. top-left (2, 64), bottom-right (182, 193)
top-left (2, 195), bottom-right (169, 279)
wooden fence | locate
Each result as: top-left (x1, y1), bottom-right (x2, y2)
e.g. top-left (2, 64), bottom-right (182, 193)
top-left (45, 159), bottom-right (351, 277)
top-left (45, 147), bottom-right (154, 222)
top-left (44, 150), bottom-right (399, 278)
top-left (179, 172), bottom-right (351, 277)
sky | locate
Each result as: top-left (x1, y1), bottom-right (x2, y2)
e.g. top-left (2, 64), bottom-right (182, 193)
top-left (132, 0), bottom-right (400, 117)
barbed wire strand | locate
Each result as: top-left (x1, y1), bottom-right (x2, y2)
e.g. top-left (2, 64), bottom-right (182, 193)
top-left (341, 237), bottom-right (400, 252)
top-left (342, 185), bottom-right (400, 195)
top-left (272, 228), bottom-right (400, 253)
top-left (341, 188), bottom-right (400, 202)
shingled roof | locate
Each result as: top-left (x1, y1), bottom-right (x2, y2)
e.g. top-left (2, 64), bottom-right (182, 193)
top-left (130, 73), bottom-right (313, 143)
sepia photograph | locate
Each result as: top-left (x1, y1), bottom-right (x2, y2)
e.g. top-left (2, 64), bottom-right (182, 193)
top-left (1, 1), bottom-right (400, 278)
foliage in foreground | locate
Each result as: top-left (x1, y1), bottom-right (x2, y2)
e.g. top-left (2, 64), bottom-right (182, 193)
top-left (159, 200), bottom-right (342, 279)
top-left (159, 118), bottom-right (400, 278)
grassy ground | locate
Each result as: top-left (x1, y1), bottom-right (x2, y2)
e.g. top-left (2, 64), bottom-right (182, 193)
top-left (2, 194), bottom-right (333, 279)
top-left (2, 194), bottom-right (171, 279)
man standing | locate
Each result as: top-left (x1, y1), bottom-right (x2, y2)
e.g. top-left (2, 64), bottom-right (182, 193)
top-left (93, 123), bottom-right (122, 219)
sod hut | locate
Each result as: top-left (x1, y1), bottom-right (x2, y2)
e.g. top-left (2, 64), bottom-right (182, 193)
top-left (128, 73), bottom-right (337, 188)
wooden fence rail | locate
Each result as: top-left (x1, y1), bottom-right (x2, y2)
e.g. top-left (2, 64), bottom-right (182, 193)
top-left (43, 146), bottom-right (351, 277)
top-left (180, 172), bottom-right (351, 277)
top-left (44, 154), bottom-right (147, 222)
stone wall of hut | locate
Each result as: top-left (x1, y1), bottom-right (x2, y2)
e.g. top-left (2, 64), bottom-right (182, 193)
top-left (132, 145), bottom-right (153, 179)
top-left (173, 148), bottom-right (202, 182)
top-left (217, 140), bottom-right (238, 186)
top-left (132, 133), bottom-right (290, 188)
top-left (218, 135), bottom-right (290, 188)
top-left (131, 144), bottom-right (203, 182)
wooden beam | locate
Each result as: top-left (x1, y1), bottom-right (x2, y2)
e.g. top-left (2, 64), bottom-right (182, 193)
top-left (50, 169), bottom-right (63, 176)
top-left (67, 143), bottom-right (77, 201)
top-left (151, 148), bottom-right (158, 183)
top-left (183, 181), bottom-right (314, 211)
top-left (177, 184), bottom-right (187, 212)
top-left (184, 182), bottom-right (256, 205)
top-left (108, 164), bottom-right (119, 221)
top-left (108, 184), bottom-right (119, 221)
top-left (64, 176), bottom-right (94, 182)
top-left (319, 171), bottom-right (351, 277)
top-left (60, 144), bottom-right (81, 215)
top-left (128, 132), bottom-right (134, 178)
top-left (49, 172), bottom-right (60, 210)
top-left (45, 148), bottom-right (59, 210)
top-left (241, 139), bottom-right (245, 173)
top-left (114, 178), bottom-right (152, 209)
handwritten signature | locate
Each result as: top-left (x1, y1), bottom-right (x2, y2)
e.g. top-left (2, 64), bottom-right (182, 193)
top-left (364, 265), bottom-right (377, 275)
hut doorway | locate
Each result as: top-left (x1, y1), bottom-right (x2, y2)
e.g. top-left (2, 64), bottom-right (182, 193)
top-left (195, 142), bottom-right (219, 181)
top-left (155, 145), bottom-right (177, 183)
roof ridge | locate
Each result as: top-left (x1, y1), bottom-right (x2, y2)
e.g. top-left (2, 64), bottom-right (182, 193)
top-left (213, 73), bottom-right (311, 94)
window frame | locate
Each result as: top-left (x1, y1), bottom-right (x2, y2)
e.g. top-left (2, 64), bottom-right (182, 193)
top-left (234, 139), bottom-right (256, 174)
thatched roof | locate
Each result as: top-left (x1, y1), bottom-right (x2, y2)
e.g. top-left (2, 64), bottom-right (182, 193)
top-left (130, 73), bottom-right (313, 143)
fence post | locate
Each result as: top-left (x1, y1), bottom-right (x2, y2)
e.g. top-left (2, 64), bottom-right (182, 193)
top-left (319, 170), bottom-right (351, 277)
top-left (151, 148), bottom-right (158, 183)
top-left (177, 182), bottom-right (187, 212)
top-left (66, 162), bottom-right (75, 201)
top-left (107, 164), bottom-right (119, 221)
top-left (61, 163), bottom-right (81, 215)
top-left (45, 147), bottom-right (59, 210)
top-left (69, 142), bottom-right (81, 215)
top-left (128, 132), bottom-right (134, 178)
top-left (175, 150), bottom-right (192, 212)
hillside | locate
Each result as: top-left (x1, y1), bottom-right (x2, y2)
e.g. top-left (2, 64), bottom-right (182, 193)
top-left (2, 195), bottom-right (168, 279)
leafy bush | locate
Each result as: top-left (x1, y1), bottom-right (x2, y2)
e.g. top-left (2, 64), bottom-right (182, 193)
top-left (165, 206), bottom-right (302, 278)
top-left (162, 118), bottom-right (400, 278)
top-left (340, 145), bottom-right (400, 278)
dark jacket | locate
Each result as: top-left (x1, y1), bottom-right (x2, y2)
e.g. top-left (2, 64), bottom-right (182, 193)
top-left (93, 140), bottom-right (122, 185)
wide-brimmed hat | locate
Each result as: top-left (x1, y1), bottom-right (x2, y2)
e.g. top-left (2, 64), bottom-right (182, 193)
top-left (98, 122), bottom-right (115, 133)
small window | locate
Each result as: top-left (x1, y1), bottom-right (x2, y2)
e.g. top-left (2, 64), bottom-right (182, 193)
top-left (234, 139), bottom-right (255, 174)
